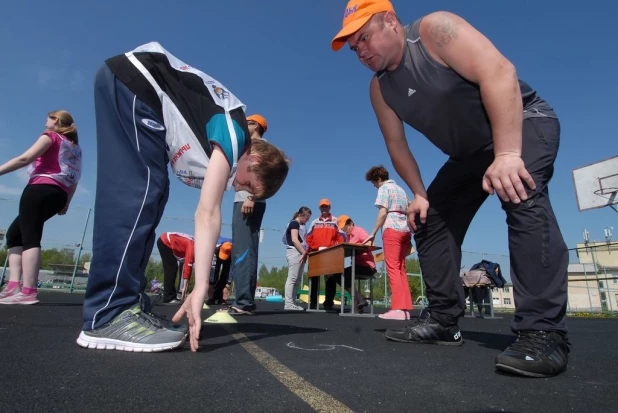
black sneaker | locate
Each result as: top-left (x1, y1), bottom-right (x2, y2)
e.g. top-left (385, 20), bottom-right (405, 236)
top-left (384, 311), bottom-right (463, 346)
top-left (495, 331), bottom-right (570, 378)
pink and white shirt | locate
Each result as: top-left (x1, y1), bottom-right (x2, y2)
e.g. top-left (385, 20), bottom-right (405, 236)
top-left (27, 131), bottom-right (82, 192)
top-left (375, 180), bottom-right (409, 233)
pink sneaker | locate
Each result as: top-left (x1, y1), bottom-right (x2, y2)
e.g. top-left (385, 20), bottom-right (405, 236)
top-left (378, 310), bottom-right (409, 320)
top-left (0, 288), bottom-right (19, 300)
top-left (0, 292), bottom-right (39, 305)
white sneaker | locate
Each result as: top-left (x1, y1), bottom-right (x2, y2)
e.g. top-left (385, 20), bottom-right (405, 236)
top-left (284, 303), bottom-right (305, 311)
top-left (0, 287), bottom-right (20, 300)
top-left (0, 291), bottom-right (38, 305)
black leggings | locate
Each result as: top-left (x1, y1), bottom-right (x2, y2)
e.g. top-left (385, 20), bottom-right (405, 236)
top-left (6, 184), bottom-right (67, 251)
top-left (157, 237), bottom-right (180, 302)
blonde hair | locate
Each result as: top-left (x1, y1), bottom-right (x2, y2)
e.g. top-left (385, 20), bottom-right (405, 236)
top-left (248, 138), bottom-right (290, 200)
top-left (48, 110), bottom-right (78, 144)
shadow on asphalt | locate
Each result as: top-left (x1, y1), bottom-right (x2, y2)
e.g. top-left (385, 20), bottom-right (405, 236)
top-left (195, 322), bottom-right (327, 353)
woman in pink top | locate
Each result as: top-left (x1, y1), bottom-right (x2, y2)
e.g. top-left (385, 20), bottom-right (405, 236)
top-left (0, 110), bottom-right (82, 305)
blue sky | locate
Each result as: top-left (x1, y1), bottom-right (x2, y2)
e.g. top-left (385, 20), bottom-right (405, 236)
top-left (0, 0), bottom-right (616, 275)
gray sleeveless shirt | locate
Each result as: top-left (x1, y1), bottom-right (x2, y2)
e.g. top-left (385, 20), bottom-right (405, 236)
top-left (377, 18), bottom-right (556, 160)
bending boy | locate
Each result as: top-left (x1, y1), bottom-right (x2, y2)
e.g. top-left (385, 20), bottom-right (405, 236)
top-left (78, 42), bottom-right (289, 353)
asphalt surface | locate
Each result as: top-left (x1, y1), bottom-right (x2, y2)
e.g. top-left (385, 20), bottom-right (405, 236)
top-left (0, 292), bottom-right (616, 413)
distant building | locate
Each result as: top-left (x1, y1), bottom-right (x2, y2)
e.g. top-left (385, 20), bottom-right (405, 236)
top-left (567, 262), bottom-right (618, 312)
top-left (576, 241), bottom-right (618, 267)
top-left (492, 283), bottom-right (515, 309)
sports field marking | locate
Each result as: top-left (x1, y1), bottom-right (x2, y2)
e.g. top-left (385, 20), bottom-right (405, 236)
top-left (231, 332), bottom-right (354, 413)
top-left (286, 341), bottom-right (363, 352)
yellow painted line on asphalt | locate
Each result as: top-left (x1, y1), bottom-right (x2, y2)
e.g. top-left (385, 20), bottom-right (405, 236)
top-left (231, 332), bottom-right (354, 413)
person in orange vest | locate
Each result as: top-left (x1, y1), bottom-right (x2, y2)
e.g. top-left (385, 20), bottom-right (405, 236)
top-left (303, 198), bottom-right (345, 310)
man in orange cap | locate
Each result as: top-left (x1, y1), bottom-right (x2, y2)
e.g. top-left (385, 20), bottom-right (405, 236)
top-left (246, 114), bottom-right (267, 135)
top-left (304, 198), bottom-right (345, 310)
top-left (224, 114), bottom-right (269, 315)
top-left (304, 199), bottom-right (344, 257)
top-left (332, 1), bottom-right (569, 378)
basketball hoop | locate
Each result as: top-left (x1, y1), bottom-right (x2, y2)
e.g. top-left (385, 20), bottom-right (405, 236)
top-left (572, 156), bottom-right (618, 213)
top-left (593, 187), bottom-right (618, 196)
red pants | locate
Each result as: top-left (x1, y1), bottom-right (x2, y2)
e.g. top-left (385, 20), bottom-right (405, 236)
top-left (383, 228), bottom-right (413, 310)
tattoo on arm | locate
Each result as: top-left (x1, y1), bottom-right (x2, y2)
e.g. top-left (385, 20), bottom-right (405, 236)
top-left (429, 15), bottom-right (458, 48)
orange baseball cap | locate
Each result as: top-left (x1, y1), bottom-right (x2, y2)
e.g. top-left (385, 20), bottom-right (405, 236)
top-left (218, 241), bottom-right (232, 260)
top-left (331, 0), bottom-right (395, 51)
top-left (337, 215), bottom-right (351, 229)
top-left (246, 114), bottom-right (268, 132)
top-left (319, 198), bottom-right (331, 207)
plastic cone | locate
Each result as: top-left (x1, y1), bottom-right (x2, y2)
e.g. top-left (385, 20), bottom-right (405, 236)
top-left (204, 311), bottom-right (237, 324)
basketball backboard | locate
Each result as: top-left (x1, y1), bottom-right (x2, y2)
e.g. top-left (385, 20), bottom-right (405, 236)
top-left (572, 155), bottom-right (618, 212)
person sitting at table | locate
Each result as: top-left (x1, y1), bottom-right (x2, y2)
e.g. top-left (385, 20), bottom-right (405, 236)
top-left (323, 215), bottom-right (375, 312)
top-left (303, 198), bottom-right (345, 310)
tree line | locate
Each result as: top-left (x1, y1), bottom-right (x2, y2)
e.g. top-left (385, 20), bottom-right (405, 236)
top-left (1, 247), bottom-right (425, 303)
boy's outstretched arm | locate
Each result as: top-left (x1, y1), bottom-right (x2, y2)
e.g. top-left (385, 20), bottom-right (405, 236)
top-left (173, 146), bottom-right (230, 352)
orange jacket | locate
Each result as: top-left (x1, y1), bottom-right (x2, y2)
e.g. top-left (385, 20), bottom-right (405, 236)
top-left (305, 215), bottom-right (344, 251)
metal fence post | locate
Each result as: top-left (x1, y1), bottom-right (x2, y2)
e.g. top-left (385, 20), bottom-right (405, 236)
top-left (583, 265), bottom-right (593, 312)
top-left (603, 265), bottom-right (613, 312)
top-left (419, 268), bottom-right (425, 305)
top-left (70, 208), bottom-right (92, 293)
top-left (590, 246), bottom-right (603, 311)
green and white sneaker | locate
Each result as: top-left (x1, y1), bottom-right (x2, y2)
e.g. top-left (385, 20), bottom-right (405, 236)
top-left (77, 304), bottom-right (186, 352)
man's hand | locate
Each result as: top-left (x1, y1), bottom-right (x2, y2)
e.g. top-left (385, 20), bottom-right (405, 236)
top-left (300, 251), bottom-right (308, 264)
top-left (482, 154), bottom-right (535, 204)
top-left (408, 195), bottom-right (430, 232)
top-left (241, 199), bottom-right (254, 215)
top-left (172, 288), bottom-right (206, 352)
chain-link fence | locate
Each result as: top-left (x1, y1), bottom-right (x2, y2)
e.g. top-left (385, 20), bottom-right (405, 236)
top-left (566, 242), bottom-right (618, 313)
top-left (0, 197), bottom-right (291, 292)
top-left (0, 197), bottom-right (283, 292)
